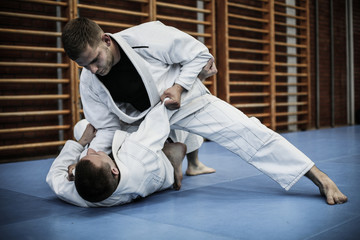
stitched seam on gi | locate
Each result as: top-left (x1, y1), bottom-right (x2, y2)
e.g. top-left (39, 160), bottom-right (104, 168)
top-left (192, 109), bottom-right (254, 159)
top-left (211, 102), bottom-right (266, 157)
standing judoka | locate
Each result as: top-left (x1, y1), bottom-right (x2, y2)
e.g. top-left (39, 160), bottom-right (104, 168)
top-left (63, 18), bottom-right (215, 177)
top-left (62, 18), bottom-right (347, 205)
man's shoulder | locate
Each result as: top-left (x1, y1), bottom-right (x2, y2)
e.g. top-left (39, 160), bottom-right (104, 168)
top-left (79, 69), bottom-right (102, 93)
top-left (119, 21), bottom-right (164, 35)
top-left (112, 21), bottom-right (165, 41)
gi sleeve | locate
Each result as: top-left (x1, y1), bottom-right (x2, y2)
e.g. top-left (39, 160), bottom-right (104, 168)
top-left (139, 21), bottom-right (213, 91)
top-left (79, 73), bottom-right (121, 155)
top-left (46, 140), bottom-right (89, 207)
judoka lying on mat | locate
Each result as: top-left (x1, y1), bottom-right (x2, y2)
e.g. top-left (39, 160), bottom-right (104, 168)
top-left (47, 99), bottom-right (187, 207)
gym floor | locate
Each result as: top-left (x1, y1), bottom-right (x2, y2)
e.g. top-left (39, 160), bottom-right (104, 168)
top-left (1, 126), bottom-right (359, 240)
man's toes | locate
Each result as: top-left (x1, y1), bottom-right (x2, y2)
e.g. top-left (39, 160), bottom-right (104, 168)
top-left (326, 196), bottom-right (335, 205)
top-left (173, 182), bottom-right (181, 191)
top-left (337, 195), bottom-right (348, 204)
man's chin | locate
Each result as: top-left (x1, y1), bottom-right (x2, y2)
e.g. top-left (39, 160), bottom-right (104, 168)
top-left (98, 70), bottom-right (109, 76)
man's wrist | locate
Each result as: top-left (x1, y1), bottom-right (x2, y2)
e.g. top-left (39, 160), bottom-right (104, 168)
top-left (78, 139), bottom-right (88, 147)
top-left (174, 83), bottom-right (185, 93)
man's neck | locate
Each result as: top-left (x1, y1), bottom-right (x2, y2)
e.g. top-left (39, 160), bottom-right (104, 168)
top-left (110, 37), bottom-right (121, 66)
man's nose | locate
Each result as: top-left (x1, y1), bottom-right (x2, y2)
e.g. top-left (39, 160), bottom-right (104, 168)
top-left (89, 64), bottom-right (98, 74)
top-left (87, 148), bottom-right (96, 155)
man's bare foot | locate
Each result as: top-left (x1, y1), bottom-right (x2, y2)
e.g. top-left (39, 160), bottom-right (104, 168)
top-left (186, 149), bottom-right (216, 176)
top-left (305, 166), bottom-right (348, 205)
top-left (162, 142), bottom-right (187, 190)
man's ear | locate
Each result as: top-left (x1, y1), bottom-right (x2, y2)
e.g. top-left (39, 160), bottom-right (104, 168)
top-left (102, 34), bottom-right (111, 47)
top-left (111, 167), bottom-right (119, 176)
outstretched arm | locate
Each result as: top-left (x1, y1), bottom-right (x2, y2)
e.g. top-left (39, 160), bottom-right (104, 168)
top-left (46, 123), bottom-right (96, 207)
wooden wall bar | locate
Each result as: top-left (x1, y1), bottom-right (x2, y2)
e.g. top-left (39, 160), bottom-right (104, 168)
top-left (216, 0), bottom-right (311, 131)
top-left (0, 0), bottom-right (73, 161)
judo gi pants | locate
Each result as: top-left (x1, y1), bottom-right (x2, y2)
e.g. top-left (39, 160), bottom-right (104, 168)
top-left (170, 95), bottom-right (314, 190)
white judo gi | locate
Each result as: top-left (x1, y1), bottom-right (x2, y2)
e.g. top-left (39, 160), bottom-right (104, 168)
top-left (80, 21), bottom-right (314, 191)
top-left (46, 101), bottom-right (176, 207)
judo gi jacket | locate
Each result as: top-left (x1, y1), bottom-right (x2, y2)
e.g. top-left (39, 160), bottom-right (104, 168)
top-left (46, 101), bottom-right (175, 207)
top-left (80, 21), bottom-right (212, 155)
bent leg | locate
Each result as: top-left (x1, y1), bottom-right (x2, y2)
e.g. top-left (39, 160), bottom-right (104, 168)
top-left (169, 130), bottom-right (215, 176)
top-left (186, 149), bottom-right (216, 176)
top-left (305, 165), bottom-right (348, 204)
top-left (162, 142), bottom-right (187, 190)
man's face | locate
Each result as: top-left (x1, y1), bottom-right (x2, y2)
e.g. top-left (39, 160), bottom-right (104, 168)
top-left (80, 148), bottom-right (119, 178)
top-left (75, 39), bottom-right (114, 76)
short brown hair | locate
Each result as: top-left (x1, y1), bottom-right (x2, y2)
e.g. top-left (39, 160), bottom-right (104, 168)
top-left (75, 159), bottom-right (118, 202)
top-left (62, 17), bottom-right (103, 60)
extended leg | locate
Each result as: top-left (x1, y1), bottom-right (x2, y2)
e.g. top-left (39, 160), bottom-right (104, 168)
top-left (171, 95), bottom-right (347, 204)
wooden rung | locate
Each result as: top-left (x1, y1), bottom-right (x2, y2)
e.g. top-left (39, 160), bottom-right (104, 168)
top-left (156, 15), bottom-right (211, 26)
top-left (203, 80), bottom-right (214, 86)
top-left (0, 28), bottom-right (61, 37)
top-left (0, 141), bottom-right (66, 151)
top-left (0, 11), bottom-right (68, 22)
top-left (125, 0), bottom-right (148, 2)
top-left (248, 113), bottom-right (270, 118)
top-left (274, 2), bottom-right (306, 11)
top-left (275, 92), bottom-right (308, 96)
top-left (275, 21), bottom-right (306, 30)
top-left (233, 103), bottom-right (270, 108)
top-left (275, 11), bottom-right (307, 20)
top-left (22, 0), bottom-right (68, 7)
top-left (276, 111), bottom-right (308, 116)
top-left (78, 4), bottom-right (149, 17)
top-left (157, 2), bottom-right (211, 13)
top-left (0, 62), bottom-right (69, 68)
top-left (229, 59), bottom-right (270, 65)
top-left (275, 62), bottom-right (307, 67)
top-left (230, 92), bottom-right (270, 97)
top-left (229, 36), bottom-right (269, 44)
top-left (0, 94), bottom-right (70, 100)
top-left (0, 125), bottom-right (71, 134)
top-left (94, 20), bottom-right (134, 29)
top-left (275, 32), bottom-right (306, 39)
top-left (276, 52), bottom-right (307, 58)
top-left (227, 2), bottom-right (268, 13)
top-left (230, 81), bottom-right (270, 86)
top-left (275, 42), bottom-right (307, 48)
top-left (276, 101), bottom-right (308, 107)
top-left (276, 82), bottom-right (307, 86)
top-left (275, 72), bottom-right (307, 77)
top-left (228, 14), bottom-right (269, 23)
top-left (0, 45), bottom-right (64, 52)
top-left (229, 70), bottom-right (269, 75)
top-left (0, 110), bottom-right (70, 117)
top-left (0, 78), bottom-right (69, 83)
top-left (228, 25), bottom-right (269, 34)
top-left (229, 47), bottom-right (269, 54)
top-left (184, 31), bottom-right (211, 38)
top-left (276, 120), bottom-right (308, 127)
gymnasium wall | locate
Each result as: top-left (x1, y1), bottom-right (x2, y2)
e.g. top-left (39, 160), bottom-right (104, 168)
top-left (0, 0), bottom-right (358, 162)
